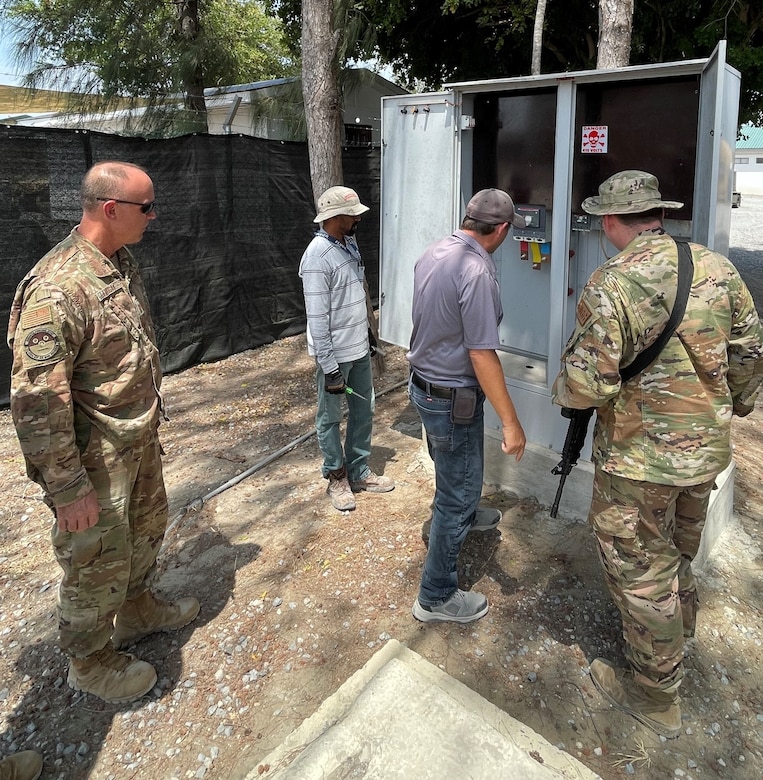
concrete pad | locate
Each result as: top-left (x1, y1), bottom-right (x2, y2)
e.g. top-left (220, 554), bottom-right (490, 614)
top-left (483, 438), bottom-right (594, 520)
top-left (482, 433), bottom-right (737, 571)
top-left (247, 639), bottom-right (600, 780)
top-left (695, 459), bottom-right (735, 571)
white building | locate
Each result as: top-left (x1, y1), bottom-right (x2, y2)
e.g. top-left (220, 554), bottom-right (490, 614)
top-left (204, 69), bottom-right (408, 146)
top-left (2, 69), bottom-right (408, 145)
top-left (735, 123), bottom-right (763, 195)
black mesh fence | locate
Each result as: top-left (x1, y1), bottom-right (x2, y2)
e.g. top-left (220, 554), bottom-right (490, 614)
top-left (0, 125), bottom-right (381, 406)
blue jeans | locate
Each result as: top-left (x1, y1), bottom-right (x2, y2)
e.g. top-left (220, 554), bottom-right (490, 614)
top-left (316, 354), bottom-right (375, 481)
top-left (409, 377), bottom-right (485, 606)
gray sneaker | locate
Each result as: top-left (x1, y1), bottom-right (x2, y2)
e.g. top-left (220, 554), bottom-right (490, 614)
top-left (470, 507), bottom-right (502, 532)
top-left (327, 474), bottom-right (356, 512)
top-left (421, 507), bottom-right (501, 544)
top-left (412, 589), bottom-right (488, 624)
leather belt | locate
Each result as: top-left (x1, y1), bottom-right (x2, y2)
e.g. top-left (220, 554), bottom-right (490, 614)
top-left (410, 372), bottom-right (453, 399)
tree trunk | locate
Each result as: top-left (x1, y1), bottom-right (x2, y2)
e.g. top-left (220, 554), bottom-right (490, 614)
top-left (300, 0), bottom-right (384, 374)
top-left (301, 0), bottom-right (344, 202)
top-left (531, 0), bottom-right (548, 76)
top-left (596, 0), bottom-right (634, 69)
top-left (177, 0), bottom-right (207, 124)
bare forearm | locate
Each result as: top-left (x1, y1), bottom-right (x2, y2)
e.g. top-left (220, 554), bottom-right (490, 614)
top-left (469, 349), bottom-right (526, 460)
top-left (469, 349), bottom-right (519, 424)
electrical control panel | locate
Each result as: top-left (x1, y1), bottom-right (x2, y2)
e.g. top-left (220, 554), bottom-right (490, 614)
top-left (513, 204), bottom-right (549, 243)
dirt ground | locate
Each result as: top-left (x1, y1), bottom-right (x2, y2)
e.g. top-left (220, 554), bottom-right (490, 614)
top-left (1, 333), bottom-right (762, 779)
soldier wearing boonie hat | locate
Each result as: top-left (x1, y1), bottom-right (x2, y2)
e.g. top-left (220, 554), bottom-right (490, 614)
top-left (581, 170), bottom-right (684, 215)
top-left (552, 170), bottom-right (763, 738)
top-left (299, 186), bottom-right (394, 513)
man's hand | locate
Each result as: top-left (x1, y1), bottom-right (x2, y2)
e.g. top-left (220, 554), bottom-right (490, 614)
top-left (501, 421), bottom-right (526, 461)
top-left (368, 328), bottom-right (378, 357)
top-left (56, 489), bottom-right (100, 532)
top-left (324, 369), bottom-right (347, 395)
top-left (469, 348), bottom-right (526, 462)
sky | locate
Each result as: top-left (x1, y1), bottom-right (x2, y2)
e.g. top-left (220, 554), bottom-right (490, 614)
top-left (0, 31), bottom-right (22, 85)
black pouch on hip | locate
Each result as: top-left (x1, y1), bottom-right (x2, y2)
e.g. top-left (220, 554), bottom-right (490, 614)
top-left (451, 387), bottom-right (477, 424)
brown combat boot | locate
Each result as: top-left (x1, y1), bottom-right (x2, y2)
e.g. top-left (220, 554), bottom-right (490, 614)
top-left (112, 590), bottom-right (200, 649)
top-left (590, 658), bottom-right (682, 739)
top-left (68, 642), bottom-right (157, 703)
top-left (0, 750), bottom-right (43, 780)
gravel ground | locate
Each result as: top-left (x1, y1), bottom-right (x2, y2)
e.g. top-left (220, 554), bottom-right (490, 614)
top-left (0, 199), bottom-right (761, 779)
top-left (729, 192), bottom-right (763, 309)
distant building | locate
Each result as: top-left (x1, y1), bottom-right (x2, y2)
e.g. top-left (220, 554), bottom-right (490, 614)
top-left (735, 123), bottom-right (763, 195)
top-left (1, 69), bottom-right (408, 146)
top-left (204, 69), bottom-right (408, 147)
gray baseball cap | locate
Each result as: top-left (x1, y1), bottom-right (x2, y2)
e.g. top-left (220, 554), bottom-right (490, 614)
top-left (465, 188), bottom-right (527, 228)
top-left (582, 170), bottom-right (683, 215)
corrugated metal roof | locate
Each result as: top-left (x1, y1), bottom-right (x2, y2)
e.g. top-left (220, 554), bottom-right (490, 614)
top-left (737, 123), bottom-right (763, 149)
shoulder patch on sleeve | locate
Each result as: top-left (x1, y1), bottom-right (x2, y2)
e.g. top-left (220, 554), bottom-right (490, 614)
top-left (18, 305), bottom-right (66, 365)
top-left (576, 297), bottom-right (595, 328)
top-left (23, 327), bottom-right (64, 364)
top-left (20, 305), bottom-right (54, 329)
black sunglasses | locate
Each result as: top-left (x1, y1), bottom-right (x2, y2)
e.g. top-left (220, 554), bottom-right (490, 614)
top-left (96, 197), bottom-right (156, 214)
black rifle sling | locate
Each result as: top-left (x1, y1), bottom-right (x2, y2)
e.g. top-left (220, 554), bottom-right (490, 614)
top-left (620, 239), bottom-right (694, 384)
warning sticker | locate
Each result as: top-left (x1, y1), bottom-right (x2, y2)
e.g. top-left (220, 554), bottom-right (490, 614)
top-left (582, 125), bottom-right (608, 154)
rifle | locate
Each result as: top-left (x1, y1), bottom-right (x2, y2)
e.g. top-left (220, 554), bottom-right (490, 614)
top-left (549, 407), bottom-right (594, 518)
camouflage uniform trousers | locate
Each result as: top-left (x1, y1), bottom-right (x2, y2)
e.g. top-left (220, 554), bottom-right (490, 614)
top-left (589, 467), bottom-right (715, 697)
top-left (50, 424), bottom-right (168, 658)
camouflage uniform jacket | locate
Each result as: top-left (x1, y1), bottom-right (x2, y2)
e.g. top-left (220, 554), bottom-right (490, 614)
top-left (552, 232), bottom-right (763, 486)
top-left (7, 228), bottom-right (162, 506)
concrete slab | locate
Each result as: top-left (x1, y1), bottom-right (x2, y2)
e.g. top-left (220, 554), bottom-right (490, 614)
top-left (482, 433), bottom-right (736, 571)
top-left (246, 639), bottom-right (601, 780)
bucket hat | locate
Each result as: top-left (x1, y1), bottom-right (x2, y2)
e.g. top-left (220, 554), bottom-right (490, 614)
top-left (466, 188), bottom-right (527, 228)
top-left (313, 186), bottom-right (369, 223)
top-left (581, 170), bottom-right (683, 215)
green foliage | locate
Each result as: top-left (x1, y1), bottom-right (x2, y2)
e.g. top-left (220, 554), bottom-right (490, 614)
top-left (1, 0), bottom-right (297, 134)
top-left (273, 0), bottom-right (763, 127)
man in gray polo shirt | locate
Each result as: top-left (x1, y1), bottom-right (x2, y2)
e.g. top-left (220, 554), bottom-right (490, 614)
top-left (408, 188), bottom-right (527, 623)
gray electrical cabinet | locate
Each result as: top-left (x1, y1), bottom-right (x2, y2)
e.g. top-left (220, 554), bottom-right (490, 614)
top-left (379, 42), bottom-right (740, 514)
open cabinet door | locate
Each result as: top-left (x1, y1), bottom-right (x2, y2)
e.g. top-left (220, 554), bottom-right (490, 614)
top-left (693, 40), bottom-right (740, 255)
top-left (379, 93), bottom-right (457, 348)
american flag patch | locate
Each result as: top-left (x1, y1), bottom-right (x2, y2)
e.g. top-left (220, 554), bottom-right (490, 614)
top-left (20, 306), bottom-right (53, 329)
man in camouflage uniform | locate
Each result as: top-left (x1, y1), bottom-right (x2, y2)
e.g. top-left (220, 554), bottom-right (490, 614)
top-left (552, 170), bottom-right (763, 738)
top-left (7, 161), bottom-right (200, 704)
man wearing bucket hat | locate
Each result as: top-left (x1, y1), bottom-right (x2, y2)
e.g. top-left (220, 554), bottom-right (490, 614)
top-left (299, 186), bottom-right (394, 512)
top-left (552, 170), bottom-right (763, 737)
top-left (408, 188), bottom-right (527, 624)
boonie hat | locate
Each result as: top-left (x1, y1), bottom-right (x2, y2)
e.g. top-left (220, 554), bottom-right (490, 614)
top-left (465, 188), bottom-right (527, 228)
top-left (313, 186), bottom-right (370, 223)
top-left (581, 170), bottom-right (683, 215)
